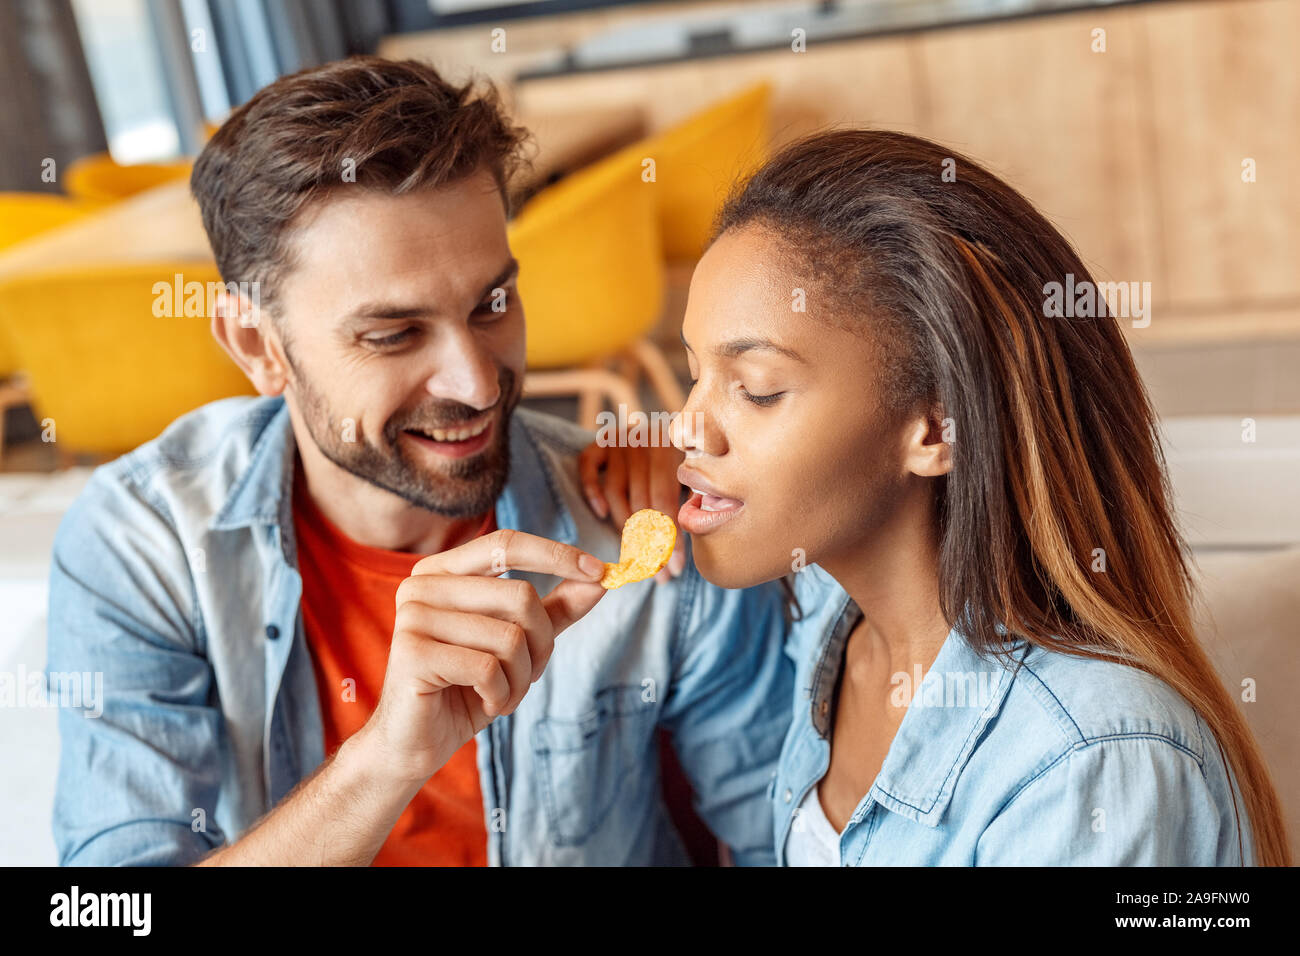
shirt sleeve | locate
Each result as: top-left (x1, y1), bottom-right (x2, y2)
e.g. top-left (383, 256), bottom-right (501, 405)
top-left (47, 472), bottom-right (226, 866)
top-left (657, 546), bottom-right (794, 867)
top-left (974, 735), bottom-right (1249, 865)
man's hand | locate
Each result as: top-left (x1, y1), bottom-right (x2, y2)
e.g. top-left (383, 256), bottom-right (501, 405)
top-left (196, 528), bottom-right (606, 866)
top-left (579, 441), bottom-right (687, 584)
top-left (359, 528), bottom-right (608, 786)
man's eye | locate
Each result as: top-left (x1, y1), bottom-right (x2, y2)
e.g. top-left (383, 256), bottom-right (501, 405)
top-left (741, 387), bottom-right (784, 407)
top-left (365, 328), bottom-right (417, 348)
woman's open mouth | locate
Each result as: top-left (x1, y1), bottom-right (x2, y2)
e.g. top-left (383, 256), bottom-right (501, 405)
top-left (677, 465), bottom-right (744, 534)
top-left (679, 489), bottom-right (744, 534)
top-left (402, 416), bottom-right (493, 459)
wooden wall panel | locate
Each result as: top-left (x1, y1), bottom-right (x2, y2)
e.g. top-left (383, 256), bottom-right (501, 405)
top-left (913, 8), bottom-right (1162, 309)
top-left (1140, 0), bottom-right (1300, 308)
top-left (513, 36), bottom-right (922, 148)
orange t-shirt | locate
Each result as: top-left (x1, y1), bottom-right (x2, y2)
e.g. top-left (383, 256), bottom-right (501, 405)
top-left (292, 463), bottom-right (495, 866)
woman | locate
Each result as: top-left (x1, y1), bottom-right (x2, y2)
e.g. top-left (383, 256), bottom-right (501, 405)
top-left (585, 129), bottom-right (1289, 866)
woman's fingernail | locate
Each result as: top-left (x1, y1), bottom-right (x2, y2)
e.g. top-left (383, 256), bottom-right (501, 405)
top-left (580, 553), bottom-right (605, 577)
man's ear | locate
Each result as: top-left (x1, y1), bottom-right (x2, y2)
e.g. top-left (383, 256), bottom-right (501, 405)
top-left (901, 402), bottom-right (954, 478)
top-left (211, 288), bottom-right (289, 396)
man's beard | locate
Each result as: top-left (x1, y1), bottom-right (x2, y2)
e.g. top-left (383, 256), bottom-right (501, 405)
top-left (287, 343), bottom-right (518, 518)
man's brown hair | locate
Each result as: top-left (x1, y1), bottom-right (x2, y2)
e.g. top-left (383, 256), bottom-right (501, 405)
top-left (191, 55), bottom-right (531, 324)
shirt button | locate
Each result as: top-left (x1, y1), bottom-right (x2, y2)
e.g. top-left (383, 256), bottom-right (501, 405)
top-left (265, 623), bottom-right (280, 640)
top-left (784, 789), bottom-right (793, 803)
top-left (819, 699), bottom-right (829, 717)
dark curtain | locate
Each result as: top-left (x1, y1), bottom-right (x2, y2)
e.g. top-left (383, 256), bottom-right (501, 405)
top-left (0, 0), bottom-right (107, 193)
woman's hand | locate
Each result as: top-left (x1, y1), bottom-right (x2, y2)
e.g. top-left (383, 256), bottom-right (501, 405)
top-left (579, 440), bottom-right (687, 583)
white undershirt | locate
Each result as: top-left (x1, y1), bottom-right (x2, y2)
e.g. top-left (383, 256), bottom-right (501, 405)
top-left (784, 784), bottom-right (842, 866)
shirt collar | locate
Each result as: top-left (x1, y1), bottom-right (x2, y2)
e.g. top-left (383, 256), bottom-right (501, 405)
top-left (493, 406), bottom-right (579, 546)
top-left (211, 397), bottom-right (296, 532)
top-left (211, 398), bottom-right (577, 547)
top-left (807, 586), bottom-right (1031, 829)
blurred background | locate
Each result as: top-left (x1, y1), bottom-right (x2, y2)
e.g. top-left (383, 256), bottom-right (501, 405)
top-left (0, 0), bottom-right (1296, 865)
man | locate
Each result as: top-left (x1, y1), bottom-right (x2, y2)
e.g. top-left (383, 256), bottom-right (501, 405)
top-left (47, 56), bottom-right (792, 865)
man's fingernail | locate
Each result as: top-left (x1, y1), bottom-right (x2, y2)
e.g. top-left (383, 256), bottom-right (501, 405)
top-left (580, 554), bottom-right (605, 577)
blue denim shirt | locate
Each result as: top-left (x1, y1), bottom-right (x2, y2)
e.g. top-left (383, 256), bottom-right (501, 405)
top-left (47, 395), bottom-right (793, 866)
top-left (773, 564), bottom-right (1255, 865)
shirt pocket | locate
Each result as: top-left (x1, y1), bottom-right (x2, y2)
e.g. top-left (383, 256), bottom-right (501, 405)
top-left (531, 684), bottom-right (657, 847)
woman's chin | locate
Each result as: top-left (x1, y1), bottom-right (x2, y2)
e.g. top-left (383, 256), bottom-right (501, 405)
top-left (691, 542), bottom-right (781, 591)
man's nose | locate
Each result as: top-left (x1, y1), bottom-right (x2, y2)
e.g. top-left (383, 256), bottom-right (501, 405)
top-left (424, 331), bottom-right (501, 410)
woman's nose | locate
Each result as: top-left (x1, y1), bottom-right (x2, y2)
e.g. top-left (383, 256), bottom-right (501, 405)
top-left (670, 399), bottom-right (720, 458)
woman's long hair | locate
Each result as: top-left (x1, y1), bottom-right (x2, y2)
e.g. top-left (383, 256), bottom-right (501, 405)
top-left (714, 128), bottom-right (1290, 866)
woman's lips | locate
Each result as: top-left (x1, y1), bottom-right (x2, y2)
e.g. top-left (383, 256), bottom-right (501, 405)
top-left (676, 465), bottom-right (744, 535)
top-left (679, 490), bottom-right (744, 535)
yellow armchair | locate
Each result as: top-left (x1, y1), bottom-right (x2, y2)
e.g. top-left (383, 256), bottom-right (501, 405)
top-left (507, 85), bottom-right (773, 426)
top-left (0, 263), bottom-right (255, 456)
top-left (0, 193), bottom-right (104, 377)
top-left (64, 153), bottom-right (193, 204)
top-left (510, 148), bottom-right (684, 426)
top-left (622, 83), bottom-right (772, 261)
top-left (0, 192), bottom-right (103, 250)
top-left (0, 192), bottom-right (110, 455)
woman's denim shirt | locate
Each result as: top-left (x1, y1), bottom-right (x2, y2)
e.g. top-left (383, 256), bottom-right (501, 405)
top-left (773, 564), bottom-right (1255, 865)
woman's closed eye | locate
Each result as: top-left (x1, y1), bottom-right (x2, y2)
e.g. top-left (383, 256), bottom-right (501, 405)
top-left (741, 387), bottom-right (784, 407)
top-left (686, 377), bottom-right (785, 407)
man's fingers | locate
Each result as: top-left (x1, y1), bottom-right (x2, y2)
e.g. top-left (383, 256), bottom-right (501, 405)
top-left (627, 454), bottom-right (651, 516)
top-left (604, 449), bottom-right (631, 527)
top-left (395, 576), bottom-right (555, 681)
top-left (648, 447), bottom-right (686, 579)
top-left (410, 528), bottom-right (605, 583)
top-left (394, 604), bottom-right (536, 711)
top-left (540, 578), bottom-right (607, 635)
top-left (647, 446), bottom-right (681, 520)
top-left (402, 634), bottom-right (511, 718)
top-left (579, 442), bottom-right (610, 519)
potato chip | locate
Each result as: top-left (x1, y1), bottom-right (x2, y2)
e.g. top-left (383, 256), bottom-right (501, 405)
top-left (599, 508), bottom-right (677, 589)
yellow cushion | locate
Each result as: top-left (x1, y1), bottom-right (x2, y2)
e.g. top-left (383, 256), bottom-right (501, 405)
top-left (0, 264), bottom-right (255, 454)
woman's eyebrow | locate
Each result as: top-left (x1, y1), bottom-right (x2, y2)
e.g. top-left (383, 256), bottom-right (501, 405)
top-left (679, 329), bottom-right (807, 363)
